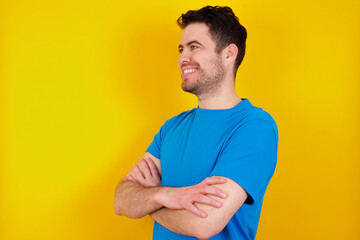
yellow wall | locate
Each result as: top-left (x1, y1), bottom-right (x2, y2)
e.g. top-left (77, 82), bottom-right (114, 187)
top-left (1, 0), bottom-right (359, 239)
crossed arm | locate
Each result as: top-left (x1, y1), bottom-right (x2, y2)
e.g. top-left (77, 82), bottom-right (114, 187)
top-left (114, 152), bottom-right (248, 239)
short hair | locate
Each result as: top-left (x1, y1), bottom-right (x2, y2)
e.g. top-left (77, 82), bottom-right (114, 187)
top-left (177, 6), bottom-right (247, 76)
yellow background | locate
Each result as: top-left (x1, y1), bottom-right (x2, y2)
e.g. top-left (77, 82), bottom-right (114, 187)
top-left (1, 0), bottom-right (359, 239)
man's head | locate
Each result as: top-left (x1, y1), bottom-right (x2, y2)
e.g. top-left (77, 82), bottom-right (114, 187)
top-left (178, 22), bottom-right (225, 98)
top-left (177, 6), bottom-right (247, 77)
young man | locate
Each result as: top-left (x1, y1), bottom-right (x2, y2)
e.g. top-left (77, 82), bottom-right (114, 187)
top-left (114, 6), bottom-right (278, 240)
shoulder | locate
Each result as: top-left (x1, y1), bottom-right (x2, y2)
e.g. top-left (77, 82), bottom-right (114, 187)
top-left (235, 102), bottom-right (278, 133)
top-left (241, 103), bottom-right (276, 122)
top-left (161, 108), bottom-right (196, 129)
top-left (228, 104), bottom-right (279, 148)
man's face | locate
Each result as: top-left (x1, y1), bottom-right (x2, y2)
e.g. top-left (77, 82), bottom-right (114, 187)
top-left (178, 23), bottom-right (225, 97)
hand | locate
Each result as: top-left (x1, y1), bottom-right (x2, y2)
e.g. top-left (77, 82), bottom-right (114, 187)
top-left (156, 177), bottom-right (227, 218)
top-left (126, 157), bottom-right (161, 187)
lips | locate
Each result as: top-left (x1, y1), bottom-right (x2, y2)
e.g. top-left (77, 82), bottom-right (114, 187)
top-left (183, 68), bottom-right (197, 74)
top-left (181, 66), bottom-right (199, 75)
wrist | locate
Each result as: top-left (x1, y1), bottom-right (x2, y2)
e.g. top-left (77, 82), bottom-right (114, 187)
top-left (153, 186), bottom-right (171, 206)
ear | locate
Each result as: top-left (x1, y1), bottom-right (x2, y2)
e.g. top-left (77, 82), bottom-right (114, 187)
top-left (223, 44), bottom-right (238, 65)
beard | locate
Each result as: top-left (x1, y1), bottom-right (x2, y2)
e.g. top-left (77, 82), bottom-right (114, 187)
top-left (181, 56), bottom-right (225, 99)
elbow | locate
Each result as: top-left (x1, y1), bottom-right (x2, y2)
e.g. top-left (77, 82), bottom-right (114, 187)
top-left (113, 199), bottom-right (130, 217)
top-left (192, 219), bottom-right (224, 240)
top-left (113, 200), bottom-right (145, 219)
top-left (194, 230), bottom-right (219, 240)
top-left (114, 205), bottom-right (122, 216)
top-left (115, 211), bottom-right (143, 219)
top-left (113, 200), bottom-right (123, 216)
top-left (113, 181), bottom-right (144, 218)
top-left (114, 207), bottom-right (141, 219)
top-left (114, 210), bottom-right (122, 216)
top-left (114, 207), bottom-right (144, 219)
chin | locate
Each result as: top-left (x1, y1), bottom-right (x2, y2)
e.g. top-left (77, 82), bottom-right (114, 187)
top-left (181, 83), bottom-right (192, 93)
top-left (182, 84), bottom-right (198, 94)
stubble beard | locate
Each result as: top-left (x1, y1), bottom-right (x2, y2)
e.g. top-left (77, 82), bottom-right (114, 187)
top-left (181, 56), bottom-right (225, 100)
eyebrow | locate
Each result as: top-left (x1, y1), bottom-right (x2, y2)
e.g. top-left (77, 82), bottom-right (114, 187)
top-left (178, 40), bottom-right (204, 49)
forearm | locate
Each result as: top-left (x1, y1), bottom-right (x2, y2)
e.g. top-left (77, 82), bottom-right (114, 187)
top-left (115, 159), bottom-right (230, 237)
top-left (150, 179), bottom-right (246, 240)
top-left (150, 203), bottom-right (216, 240)
top-left (114, 180), bottom-right (163, 219)
top-left (150, 207), bottom-right (200, 238)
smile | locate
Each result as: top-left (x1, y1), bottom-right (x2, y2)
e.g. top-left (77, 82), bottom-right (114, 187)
top-left (183, 68), bottom-right (198, 74)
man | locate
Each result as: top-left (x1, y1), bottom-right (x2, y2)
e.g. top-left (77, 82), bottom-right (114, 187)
top-left (114, 6), bottom-right (278, 240)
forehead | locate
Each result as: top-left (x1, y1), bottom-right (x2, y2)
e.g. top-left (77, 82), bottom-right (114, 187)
top-left (179, 22), bottom-right (215, 47)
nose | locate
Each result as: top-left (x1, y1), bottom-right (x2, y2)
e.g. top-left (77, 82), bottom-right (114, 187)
top-left (178, 51), bottom-right (190, 65)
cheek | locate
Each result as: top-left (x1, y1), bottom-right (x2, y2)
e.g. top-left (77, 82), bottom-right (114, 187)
top-left (199, 53), bottom-right (214, 64)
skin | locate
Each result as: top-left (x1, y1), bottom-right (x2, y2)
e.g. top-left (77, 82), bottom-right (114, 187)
top-left (178, 22), bottom-right (242, 109)
top-left (124, 153), bottom-right (247, 240)
top-left (126, 155), bottom-right (227, 217)
top-left (179, 39), bottom-right (225, 98)
top-left (114, 153), bottom-right (227, 219)
top-left (114, 22), bottom-right (248, 239)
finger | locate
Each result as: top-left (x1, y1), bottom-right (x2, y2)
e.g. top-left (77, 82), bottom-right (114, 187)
top-left (128, 173), bottom-right (140, 184)
top-left (138, 158), bottom-right (152, 178)
top-left (128, 165), bottom-right (138, 181)
top-left (125, 173), bottom-right (131, 181)
top-left (145, 157), bottom-right (160, 178)
top-left (127, 174), bottom-right (137, 183)
top-left (121, 174), bottom-right (132, 183)
top-left (185, 203), bottom-right (207, 218)
top-left (194, 194), bottom-right (222, 208)
top-left (132, 164), bottom-right (145, 182)
top-left (203, 176), bottom-right (226, 185)
top-left (201, 185), bottom-right (227, 198)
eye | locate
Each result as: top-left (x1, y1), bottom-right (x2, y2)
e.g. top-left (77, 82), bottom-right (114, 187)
top-left (179, 48), bottom-right (183, 53)
top-left (191, 45), bottom-right (198, 50)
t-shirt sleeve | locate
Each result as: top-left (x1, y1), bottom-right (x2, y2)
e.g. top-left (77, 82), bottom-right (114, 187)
top-left (146, 119), bottom-right (171, 160)
top-left (210, 116), bottom-right (278, 205)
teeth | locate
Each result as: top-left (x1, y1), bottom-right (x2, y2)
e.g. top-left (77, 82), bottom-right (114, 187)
top-left (183, 69), bottom-right (197, 74)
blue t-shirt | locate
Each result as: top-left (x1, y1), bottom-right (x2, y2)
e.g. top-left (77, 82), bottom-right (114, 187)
top-left (146, 98), bottom-right (278, 240)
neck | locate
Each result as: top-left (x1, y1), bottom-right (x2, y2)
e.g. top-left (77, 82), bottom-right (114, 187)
top-left (197, 86), bottom-right (242, 109)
